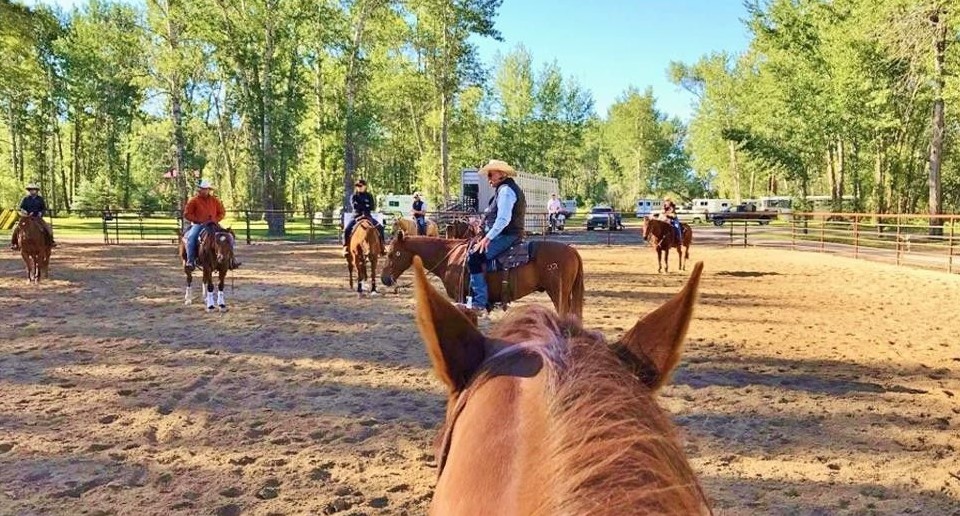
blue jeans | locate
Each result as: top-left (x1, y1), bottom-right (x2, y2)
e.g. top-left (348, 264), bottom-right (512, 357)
top-left (415, 216), bottom-right (427, 235)
top-left (468, 233), bottom-right (520, 308)
top-left (184, 223), bottom-right (203, 265)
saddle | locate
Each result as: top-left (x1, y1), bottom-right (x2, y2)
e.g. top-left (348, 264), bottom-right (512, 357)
top-left (486, 240), bottom-right (534, 272)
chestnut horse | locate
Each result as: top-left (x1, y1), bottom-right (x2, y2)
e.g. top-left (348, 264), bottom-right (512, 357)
top-left (642, 217), bottom-right (692, 273)
top-left (393, 217), bottom-right (440, 237)
top-left (179, 223), bottom-right (237, 312)
top-left (410, 257), bottom-right (711, 515)
top-left (16, 216), bottom-right (52, 283)
top-left (381, 232), bottom-right (584, 319)
top-left (347, 217), bottom-right (381, 296)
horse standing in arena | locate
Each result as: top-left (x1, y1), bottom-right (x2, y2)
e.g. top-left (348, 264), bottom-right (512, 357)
top-left (443, 218), bottom-right (480, 239)
top-left (393, 217), bottom-right (440, 237)
top-left (642, 217), bottom-right (693, 273)
top-left (16, 216), bottom-right (51, 283)
top-left (381, 232), bottom-right (584, 319)
top-left (179, 222), bottom-right (237, 312)
top-left (347, 217), bottom-right (382, 296)
top-left (409, 257), bottom-right (711, 515)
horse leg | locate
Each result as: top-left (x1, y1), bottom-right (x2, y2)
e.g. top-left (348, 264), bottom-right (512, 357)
top-left (204, 267), bottom-right (215, 312)
top-left (347, 253), bottom-right (355, 290)
top-left (656, 247), bottom-right (663, 273)
top-left (676, 244), bottom-right (684, 271)
top-left (217, 268), bottom-right (227, 312)
top-left (184, 266), bottom-right (193, 305)
top-left (369, 254), bottom-right (379, 295)
top-left (355, 254), bottom-right (364, 296)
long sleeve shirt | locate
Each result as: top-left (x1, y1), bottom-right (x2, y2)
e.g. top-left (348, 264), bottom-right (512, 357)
top-left (19, 195), bottom-right (47, 217)
top-left (547, 199), bottom-right (562, 214)
top-left (485, 186), bottom-right (517, 240)
top-left (184, 195), bottom-right (226, 224)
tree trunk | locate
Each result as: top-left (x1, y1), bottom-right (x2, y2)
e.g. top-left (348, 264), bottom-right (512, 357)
top-left (727, 140), bottom-right (741, 201)
top-left (440, 91), bottom-right (451, 204)
top-left (927, 10), bottom-right (946, 235)
top-left (213, 89), bottom-right (237, 205)
top-left (343, 1), bottom-right (375, 210)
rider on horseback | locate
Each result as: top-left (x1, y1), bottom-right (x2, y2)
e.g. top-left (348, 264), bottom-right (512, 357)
top-left (10, 183), bottom-right (55, 250)
top-left (412, 192), bottom-right (428, 236)
top-left (662, 197), bottom-right (683, 241)
top-left (467, 159), bottom-right (526, 314)
top-left (183, 179), bottom-right (240, 270)
top-left (342, 179), bottom-right (386, 256)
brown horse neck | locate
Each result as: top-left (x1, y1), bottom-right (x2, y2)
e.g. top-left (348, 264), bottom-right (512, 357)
top-left (405, 236), bottom-right (464, 276)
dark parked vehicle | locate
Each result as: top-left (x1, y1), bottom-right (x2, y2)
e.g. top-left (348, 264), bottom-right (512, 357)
top-left (585, 206), bottom-right (624, 231)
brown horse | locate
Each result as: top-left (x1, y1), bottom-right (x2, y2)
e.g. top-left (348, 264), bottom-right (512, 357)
top-left (179, 223), bottom-right (237, 312)
top-left (642, 217), bottom-right (692, 273)
top-left (16, 216), bottom-right (51, 283)
top-left (381, 232), bottom-right (584, 319)
top-left (443, 218), bottom-right (480, 239)
top-left (393, 217), bottom-right (440, 237)
top-left (347, 217), bottom-right (382, 296)
top-left (410, 256), bottom-right (711, 515)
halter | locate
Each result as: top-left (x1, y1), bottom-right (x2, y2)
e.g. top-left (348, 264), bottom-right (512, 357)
top-left (435, 340), bottom-right (544, 477)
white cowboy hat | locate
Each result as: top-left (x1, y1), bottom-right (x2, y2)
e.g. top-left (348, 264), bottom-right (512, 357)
top-left (25, 183), bottom-right (40, 190)
top-left (413, 191), bottom-right (422, 197)
top-left (197, 179), bottom-right (214, 189)
top-left (479, 159), bottom-right (517, 177)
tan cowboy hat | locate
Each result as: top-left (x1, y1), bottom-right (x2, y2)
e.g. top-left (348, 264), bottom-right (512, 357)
top-left (479, 159), bottom-right (517, 177)
top-left (25, 183), bottom-right (40, 191)
top-left (197, 178), bottom-right (214, 189)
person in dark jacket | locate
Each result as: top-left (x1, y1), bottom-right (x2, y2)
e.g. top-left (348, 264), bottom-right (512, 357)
top-left (662, 197), bottom-right (683, 241)
top-left (342, 179), bottom-right (385, 256)
top-left (466, 159), bottom-right (526, 315)
top-left (412, 192), bottom-right (428, 235)
top-left (10, 183), bottom-right (55, 250)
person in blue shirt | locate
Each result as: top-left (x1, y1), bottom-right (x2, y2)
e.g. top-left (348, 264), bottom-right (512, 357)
top-left (411, 192), bottom-right (428, 235)
top-left (10, 183), bottom-right (55, 250)
top-left (467, 159), bottom-right (526, 314)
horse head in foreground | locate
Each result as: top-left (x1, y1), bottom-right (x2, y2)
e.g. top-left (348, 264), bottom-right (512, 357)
top-left (411, 256), bottom-right (711, 515)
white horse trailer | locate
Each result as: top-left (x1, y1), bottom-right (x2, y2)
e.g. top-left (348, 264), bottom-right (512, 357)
top-left (461, 168), bottom-right (559, 234)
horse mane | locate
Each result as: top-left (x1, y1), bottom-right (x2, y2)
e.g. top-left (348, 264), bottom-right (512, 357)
top-left (487, 305), bottom-right (709, 515)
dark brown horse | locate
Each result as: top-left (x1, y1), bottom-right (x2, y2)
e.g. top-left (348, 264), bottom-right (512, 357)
top-left (179, 223), bottom-right (237, 312)
top-left (642, 217), bottom-right (692, 273)
top-left (347, 217), bottom-right (382, 296)
top-left (381, 232), bottom-right (584, 319)
top-left (410, 256), bottom-right (711, 514)
top-left (443, 218), bottom-right (480, 239)
top-left (16, 216), bottom-right (51, 283)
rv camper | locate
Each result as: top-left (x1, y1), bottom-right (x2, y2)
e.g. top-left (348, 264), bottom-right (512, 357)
top-left (460, 168), bottom-right (560, 234)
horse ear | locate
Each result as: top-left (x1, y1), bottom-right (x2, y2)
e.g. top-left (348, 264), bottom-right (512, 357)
top-left (412, 256), bottom-right (486, 393)
top-left (613, 261), bottom-right (703, 390)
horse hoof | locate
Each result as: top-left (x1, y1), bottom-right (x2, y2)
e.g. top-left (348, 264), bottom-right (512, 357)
top-left (184, 299), bottom-right (192, 305)
top-left (369, 291), bottom-right (381, 297)
top-left (219, 304), bottom-right (228, 312)
top-left (206, 305), bottom-right (215, 312)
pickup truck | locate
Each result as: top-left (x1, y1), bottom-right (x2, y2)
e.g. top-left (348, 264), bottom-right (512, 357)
top-left (711, 205), bottom-right (778, 226)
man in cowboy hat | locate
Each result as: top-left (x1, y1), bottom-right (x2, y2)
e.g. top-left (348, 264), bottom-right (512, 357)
top-left (411, 191), bottom-right (428, 236)
top-left (467, 159), bottom-right (526, 314)
top-left (182, 179), bottom-right (239, 269)
top-left (10, 183), bottom-right (56, 250)
top-left (342, 179), bottom-right (386, 256)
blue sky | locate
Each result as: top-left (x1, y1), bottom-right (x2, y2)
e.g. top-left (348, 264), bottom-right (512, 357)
top-left (474, 1), bottom-right (752, 120)
top-left (30, 0), bottom-right (751, 121)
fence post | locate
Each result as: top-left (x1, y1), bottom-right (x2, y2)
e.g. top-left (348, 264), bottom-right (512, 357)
top-left (139, 212), bottom-right (145, 240)
top-left (853, 215), bottom-right (859, 259)
top-left (245, 210), bottom-right (252, 245)
top-left (896, 215), bottom-right (902, 266)
top-left (742, 222), bottom-right (747, 248)
top-left (791, 216), bottom-right (796, 251)
top-left (114, 214), bottom-right (120, 244)
top-left (819, 217), bottom-right (825, 252)
top-left (309, 210), bottom-right (315, 243)
top-left (728, 221), bottom-right (733, 246)
top-left (949, 220), bottom-right (955, 274)
top-left (102, 212), bottom-right (109, 244)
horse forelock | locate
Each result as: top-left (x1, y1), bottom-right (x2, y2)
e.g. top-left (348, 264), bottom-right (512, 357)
top-left (462, 304), bottom-right (709, 514)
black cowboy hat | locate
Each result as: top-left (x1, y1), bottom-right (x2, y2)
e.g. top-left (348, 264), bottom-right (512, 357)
top-left (355, 179), bottom-right (367, 187)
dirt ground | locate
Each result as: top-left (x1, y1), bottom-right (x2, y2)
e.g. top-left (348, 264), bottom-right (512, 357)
top-left (1, 241), bottom-right (959, 515)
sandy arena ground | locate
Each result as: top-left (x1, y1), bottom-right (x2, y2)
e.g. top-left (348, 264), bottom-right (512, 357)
top-left (1, 241), bottom-right (959, 515)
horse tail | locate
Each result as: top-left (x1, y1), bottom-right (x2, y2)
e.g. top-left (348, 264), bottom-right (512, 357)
top-left (569, 249), bottom-right (585, 320)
